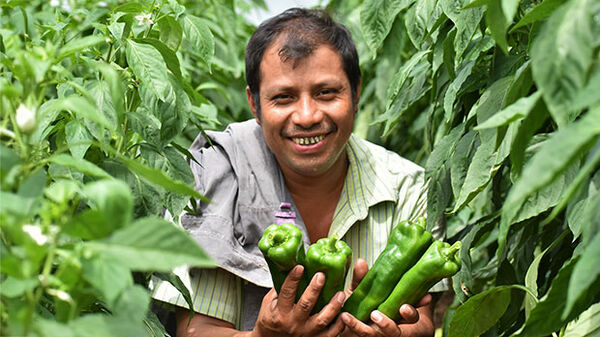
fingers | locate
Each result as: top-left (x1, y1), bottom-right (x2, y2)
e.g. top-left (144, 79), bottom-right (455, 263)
top-left (277, 265), bottom-right (304, 312)
top-left (350, 258), bottom-right (369, 291)
top-left (370, 310), bottom-right (403, 337)
top-left (310, 291), bottom-right (346, 330)
top-left (293, 272), bottom-right (325, 317)
top-left (340, 311), bottom-right (402, 337)
top-left (398, 304), bottom-right (419, 324)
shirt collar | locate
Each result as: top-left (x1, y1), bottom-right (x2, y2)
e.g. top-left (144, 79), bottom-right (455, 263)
top-left (329, 134), bottom-right (398, 238)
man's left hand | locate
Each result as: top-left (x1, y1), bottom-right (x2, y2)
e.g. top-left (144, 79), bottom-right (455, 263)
top-left (339, 294), bottom-right (434, 337)
top-left (340, 258), bottom-right (435, 337)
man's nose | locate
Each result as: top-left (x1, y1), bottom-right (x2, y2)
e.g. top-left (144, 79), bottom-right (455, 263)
top-left (291, 95), bottom-right (323, 128)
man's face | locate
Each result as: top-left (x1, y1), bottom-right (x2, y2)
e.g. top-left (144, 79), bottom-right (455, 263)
top-left (247, 43), bottom-right (357, 178)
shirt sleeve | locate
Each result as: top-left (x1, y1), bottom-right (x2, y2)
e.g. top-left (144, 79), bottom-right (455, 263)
top-left (150, 267), bottom-right (242, 328)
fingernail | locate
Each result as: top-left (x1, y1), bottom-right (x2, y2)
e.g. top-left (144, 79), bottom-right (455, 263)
top-left (315, 272), bottom-right (325, 286)
top-left (371, 310), bottom-right (382, 323)
top-left (336, 291), bottom-right (346, 304)
top-left (341, 312), bottom-right (351, 324)
top-left (294, 265), bottom-right (304, 275)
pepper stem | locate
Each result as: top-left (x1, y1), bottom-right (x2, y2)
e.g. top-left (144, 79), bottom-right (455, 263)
top-left (446, 241), bottom-right (461, 257)
top-left (327, 235), bottom-right (339, 252)
top-left (270, 231), bottom-right (287, 246)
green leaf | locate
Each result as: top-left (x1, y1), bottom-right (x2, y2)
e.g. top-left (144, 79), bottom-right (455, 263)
top-left (450, 130), bottom-right (478, 199)
top-left (125, 39), bottom-right (171, 101)
top-left (83, 179), bottom-right (133, 228)
top-left (524, 231), bottom-right (569, 318)
top-left (157, 15), bottom-right (183, 51)
top-left (571, 67), bottom-right (600, 113)
top-left (87, 216), bottom-right (214, 272)
top-left (46, 96), bottom-right (115, 131)
top-left (0, 276), bottom-right (39, 298)
top-left (49, 154), bottom-right (112, 179)
top-left (448, 286), bottom-right (512, 337)
top-left (69, 314), bottom-right (148, 337)
top-left (531, 0), bottom-right (594, 127)
top-left (58, 35), bottom-right (106, 60)
top-left (181, 15), bottom-right (215, 71)
top-left (441, 0), bottom-right (485, 58)
top-left (0, 144), bottom-right (20, 187)
top-left (18, 169), bottom-right (45, 200)
top-left (486, 0), bottom-right (518, 53)
top-left (516, 258), bottom-right (598, 337)
top-left (443, 61), bottom-right (475, 123)
top-left (65, 119), bottom-right (92, 159)
top-left (360, 0), bottom-right (414, 55)
top-left (90, 61), bottom-right (126, 127)
top-left (475, 92), bottom-right (542, 130)
top-left (386, 51), bottom-right (431, 110)
top-left (565, 232), bottom-right (600, 318)
top-left (511, 0), bottom-right (564, 32)
top-left (117, 155), bottom-right (208, 202)
top-left (500, 107), bottom-right (600, 257)
top-left (425, 123), bottom-right (466, 176)
top-left (563, 302), bottom-right (600, 337)
top-left (111, 285), bottom-right (150, 323)
top-left (452, 138), bottom-right (500, 212)
top-left (133, 38), bottom-right (182, 80)
top-left (82, 255), bottom-right (133, 305)
top-left (405, 0), bottom-right (443, 48)
top-left (153, 272), bottom-right (194, 312)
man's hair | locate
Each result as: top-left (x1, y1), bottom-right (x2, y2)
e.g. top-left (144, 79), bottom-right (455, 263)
top-left (245, 7), bottom-right (361, 117)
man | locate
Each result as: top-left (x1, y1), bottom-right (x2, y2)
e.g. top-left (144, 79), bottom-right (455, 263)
top-left (152, 7), bottom-right (444, 337)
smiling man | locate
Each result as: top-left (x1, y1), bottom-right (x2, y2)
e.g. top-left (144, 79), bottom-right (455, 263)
top-left (151, 8), bottom-right (442, 337)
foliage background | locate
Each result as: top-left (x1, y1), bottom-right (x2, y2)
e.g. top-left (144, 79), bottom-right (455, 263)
top-left (1, 0), bottom-right (599, 336)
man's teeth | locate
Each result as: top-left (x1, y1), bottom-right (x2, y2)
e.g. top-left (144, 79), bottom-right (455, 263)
top-left (292, 135), bottom-right (325, 145)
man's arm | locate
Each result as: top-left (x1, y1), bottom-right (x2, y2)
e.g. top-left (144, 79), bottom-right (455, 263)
top-left (176, 309), bottom-right (249, 337)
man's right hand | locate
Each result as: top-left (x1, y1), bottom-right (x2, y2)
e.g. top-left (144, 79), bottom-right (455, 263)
top-left (251, 265), bottom-right (346, 337)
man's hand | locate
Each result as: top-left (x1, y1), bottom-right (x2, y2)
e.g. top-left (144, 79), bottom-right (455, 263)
top-left (251, 265), bottom-right (346, 337)
top-left (340, 258), bottom-right (435, 337)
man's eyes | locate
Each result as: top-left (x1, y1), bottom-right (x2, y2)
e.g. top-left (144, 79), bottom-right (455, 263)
top-left (317, 89), bottom-right (338, 99)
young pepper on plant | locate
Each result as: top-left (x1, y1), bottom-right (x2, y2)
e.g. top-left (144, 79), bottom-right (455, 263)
top-left (377, 240), bottom-right (461, 321)
top-left (304, 235), bottom-right (352, 313)
top-left (258, 222), bottom-right (307, 295)
top-left (342, 218), bottom-right (433, 321)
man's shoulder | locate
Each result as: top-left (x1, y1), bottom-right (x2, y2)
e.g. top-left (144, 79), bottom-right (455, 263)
top-left (349, 135), bottom-right (424, 177)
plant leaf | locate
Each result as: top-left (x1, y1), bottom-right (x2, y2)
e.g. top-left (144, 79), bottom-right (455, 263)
top-left (125, 39), bottom-right (171, 101)
top-left (511, 0), bottom-right (564, 32)
top-left (565, 232), bottom-right (600, 318)
top-left (531, 0), bottom-right (594, 127)
top-left (448, 286), bottom-right (512, 337)
top-left (181, 15), bottom-right (215, 71)
top-left (499, 107), bottom-right (600, 258)
top-left (58, 35), bottom-right (106, 60)
top-left (475, 92), bottom-right (541, 130)
top-left (49, 154), bottom-right (112, 179)
top-left (87, 216), bottom-right (214, 272)
top-left (360, 0), bottom-right (414, 55)
top-left (563, 302), bottom-right (600, 337)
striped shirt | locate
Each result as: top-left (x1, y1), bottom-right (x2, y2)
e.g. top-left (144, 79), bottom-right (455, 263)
top-left (151, 132), bottom-right (442, 329)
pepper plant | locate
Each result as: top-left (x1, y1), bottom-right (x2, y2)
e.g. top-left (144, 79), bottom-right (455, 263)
top-left (327, 0), bottom-right (600, 335)
top-left (0, 0), bottom-right (262, 335)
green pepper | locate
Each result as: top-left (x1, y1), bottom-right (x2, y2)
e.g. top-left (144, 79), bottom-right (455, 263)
top-left (258, 222), bottom-right (306, 295)
top-left (304, 236), bottom-right (352, 312)
top-left (342, 218), bottom-right (433, 321)
top-left (377, 240), bottom-right (461, 321)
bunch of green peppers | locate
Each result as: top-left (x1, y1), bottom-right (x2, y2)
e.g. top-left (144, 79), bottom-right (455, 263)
top-left (343, 218), bottom-right (461, 322)
top-left (259, 222), bottom-right (352, 311)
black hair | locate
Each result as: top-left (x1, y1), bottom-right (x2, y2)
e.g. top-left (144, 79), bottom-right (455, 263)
top-left (245, 8), bottom-right (361, 118)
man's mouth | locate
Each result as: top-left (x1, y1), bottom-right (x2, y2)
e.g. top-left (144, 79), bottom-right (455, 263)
top-left (291, 135), bottom-right (325, 145)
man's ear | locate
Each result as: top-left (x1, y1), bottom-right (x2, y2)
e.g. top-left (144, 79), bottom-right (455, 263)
top-left (354, 80), bottom-right (362, 112)
top-left (246, 86), bottom-right (260, 123)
